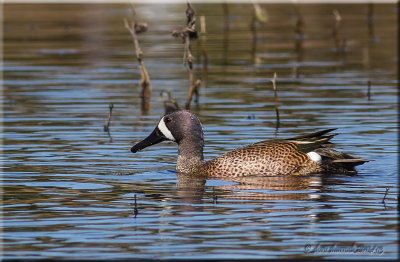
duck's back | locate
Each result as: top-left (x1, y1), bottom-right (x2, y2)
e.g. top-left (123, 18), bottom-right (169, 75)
top-left (200, 140), bottom-right (320, 177)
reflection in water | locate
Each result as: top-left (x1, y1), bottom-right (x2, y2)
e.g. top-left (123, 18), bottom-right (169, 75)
top-left (176, 173), bottom-right (323, 203)
top-left (221, 3), bottom-right (230, 67)
top-left (293, 5), bottom-right (304, 78)
top-left (175, 173), bottom-right (207, 212)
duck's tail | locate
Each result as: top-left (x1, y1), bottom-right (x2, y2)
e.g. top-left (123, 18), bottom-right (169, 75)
top-left (287, 129), bottom-right (372, 175)
top-left (315, 147), bottom-right (372, 175)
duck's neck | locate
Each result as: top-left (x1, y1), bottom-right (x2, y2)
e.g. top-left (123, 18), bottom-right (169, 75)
top-left (176, 136), bottom-right (205, 173)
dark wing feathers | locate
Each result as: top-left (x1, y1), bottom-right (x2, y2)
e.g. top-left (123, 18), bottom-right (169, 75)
top-left (284, 128), bottom-right (338, 153)
top-left (286, 128), bottom-right (338, 140)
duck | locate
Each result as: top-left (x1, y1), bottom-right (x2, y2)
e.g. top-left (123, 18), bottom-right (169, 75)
top-left (130, 109), bottom-right (371, 177)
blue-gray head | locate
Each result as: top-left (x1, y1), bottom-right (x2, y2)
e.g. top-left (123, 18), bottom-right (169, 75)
top-left (131, 110), bottom-right (204, 153)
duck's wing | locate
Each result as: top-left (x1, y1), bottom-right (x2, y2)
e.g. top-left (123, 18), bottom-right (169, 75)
top-left (285, 128), bottom-right (338, 141)
top-left (252, 129), bottom-right (338, 154)
top-left (287, 128), bottom-right (338, 150)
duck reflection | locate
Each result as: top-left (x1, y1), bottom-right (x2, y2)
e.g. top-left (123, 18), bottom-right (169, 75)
top-left (176, 172), bottom-right (323, 204)
top-left (175, 173), bottom-right (207, 211)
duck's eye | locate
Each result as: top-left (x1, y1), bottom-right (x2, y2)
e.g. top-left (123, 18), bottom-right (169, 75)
top-left (164, 117), bottom-right (172, 123)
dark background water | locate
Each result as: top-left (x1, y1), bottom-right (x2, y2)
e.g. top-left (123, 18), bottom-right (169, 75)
top-left (2, 2), bottom-right (398, 259)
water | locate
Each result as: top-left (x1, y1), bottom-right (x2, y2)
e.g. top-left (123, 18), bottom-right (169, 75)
top-left (2, 2), bottom-right (398, 260)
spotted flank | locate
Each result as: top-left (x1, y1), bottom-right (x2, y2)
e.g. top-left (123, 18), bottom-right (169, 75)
top-left (131, 110), bottom-right (371, 177)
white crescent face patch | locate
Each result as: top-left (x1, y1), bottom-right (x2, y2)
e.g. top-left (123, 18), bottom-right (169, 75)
top-left (158, 117), bottom-right (175, 141)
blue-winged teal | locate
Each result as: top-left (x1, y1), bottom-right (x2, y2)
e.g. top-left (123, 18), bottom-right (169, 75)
top-left (131, 110), bottom-right (371, 177)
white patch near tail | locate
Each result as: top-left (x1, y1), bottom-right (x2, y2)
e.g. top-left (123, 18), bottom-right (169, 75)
top-left (307, 151), bottom-right (322, 163)
top-left (158, 117), bottom-right (175, 141)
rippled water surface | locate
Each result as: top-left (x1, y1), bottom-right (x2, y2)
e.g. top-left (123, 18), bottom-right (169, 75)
top-left (2, 2), bottom-right (398, 260)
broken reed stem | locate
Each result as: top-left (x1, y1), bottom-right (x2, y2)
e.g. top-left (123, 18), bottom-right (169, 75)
top-left (332, 9), bottom-right (342, 51)
top-left (184, 34), bottom-right (193, 67)
top-left (160, 90), bottom-right (180, 113)
top-left (184, 3), bottom-right (199, 109)
top-left (222, 3), bottom-right (229, 30)
top-left (170, 2), bottom-right (200, 109)
top-left (271, 72), bottom-right (280, 129)
top-left (294, 5), bottom-right (304, 51)
top-left (194, 79), bottom-right (200, 103)
top-left (367, 3), bottom-right (375, 40)
top-left (104, 103), bottom-right (114, 132)
top-left (200, 15), bottom-right (208, 71)
top-left (212, 187), bottom-right (218, 204)
top-left (161, 90), bottom-right (180, 109)
top-left (367, 80), bottom-right (371, 100)
top-left (293, 5), bottom-right (304, 78)
top-left (124, 5), bottom-right (151, 113)
top-left (251, 3), bottom-right (267, 39)
top-left (200, 15), bottom-right (206, 34)
top-left (381, 187), bottom-right (389, 204)
top-left (250, 13), bottom-right (257, 62)
top-left (184, 34), bottom-right (197, 110)
top-left (294, 5), bottom-right (304, 39)
top-left (221, 3), bottom-right (229, 64)
top-left (199, 16), bottom-right (208, 92)
top-left (133, 194), bottom-right (138, 218)
top-left (251, 10), bottom-right (257, 39)
top-left (186, 79), bottom-right (201, 109)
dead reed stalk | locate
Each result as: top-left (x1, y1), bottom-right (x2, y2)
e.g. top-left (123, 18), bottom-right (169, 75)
top-left (124, 4), bottom-right (151, 113)
top-left (104, 103), bottom-right (114, 132)
top-left (293, 5), bottom-right (304, 78)
top-left (251, 3), bottom-right (267, 37)
top-left (200, 15), bottom-right (208, 72)
top-left (271, 72), bottom-right (280, 129)
top-left (381, 187), bottom-right (389, 204)
top-left (222, 3), bottom-right (230, 64)
top-left (133, 194), bottom-right (138, 218)
top-left (332, 9), bottom-right (343, 52)
top-left (171, 2), bottom-right (201, 110)
top-left (367, 80), bottom-right (372, 100)
top-left (367, 3), bottom-right (375, 41)
top-left (160, 90), bottom-right (180, 114)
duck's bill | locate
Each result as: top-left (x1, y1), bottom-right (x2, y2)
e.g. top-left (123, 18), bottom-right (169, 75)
top-left (131, 127), bottom-right (166, 153)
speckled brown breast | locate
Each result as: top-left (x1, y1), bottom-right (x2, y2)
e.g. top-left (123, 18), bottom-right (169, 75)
top-left (199, 140), bottom-right (321, 177)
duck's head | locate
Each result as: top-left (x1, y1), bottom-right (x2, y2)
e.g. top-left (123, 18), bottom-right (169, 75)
top-left (131, 110), bottom-right (204, 153)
